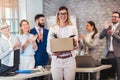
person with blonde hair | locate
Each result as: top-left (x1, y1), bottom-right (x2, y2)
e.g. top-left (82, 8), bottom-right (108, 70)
top-left (47, 6), bottom-right (78, 80)
top-left (0, 22), bottom-right (20, 75)
top-left (18, 19), bottom-right (38, 70)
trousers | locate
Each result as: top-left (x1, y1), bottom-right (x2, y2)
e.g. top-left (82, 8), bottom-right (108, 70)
top-left (51, 56), bottom-right (76, 80)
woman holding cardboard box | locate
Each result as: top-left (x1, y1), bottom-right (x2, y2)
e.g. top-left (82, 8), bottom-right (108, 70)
top-left (47, 6), bottom-right (78, 80)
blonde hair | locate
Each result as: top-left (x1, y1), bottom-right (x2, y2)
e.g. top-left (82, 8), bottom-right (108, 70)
top-left (19, 19), bottom-right (29, 34)
top-left (56, 6), bottom-right (72, 26)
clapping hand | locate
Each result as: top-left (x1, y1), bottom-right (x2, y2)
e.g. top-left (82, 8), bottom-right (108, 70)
top-left (38, 33), bottom-right (43, 41)
top-left (81, 34), bottom-right (86, 41)
top-left (107, 29), bottom-right (114, 36)
top-left (13, 41), bottom-right (21, 49)
top-left (31, 34), bottom-right (38, 41)
top-left (104, 20), bottom-right (110, 29)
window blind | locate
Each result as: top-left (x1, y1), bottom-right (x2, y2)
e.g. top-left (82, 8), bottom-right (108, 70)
top-left (0, 0), bottom-right (19, 34)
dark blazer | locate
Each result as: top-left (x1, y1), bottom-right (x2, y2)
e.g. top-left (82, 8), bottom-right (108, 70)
top-left (30, 28), bottom-right (49, 67)
top-left (100, 23), bottom-right (120, 57)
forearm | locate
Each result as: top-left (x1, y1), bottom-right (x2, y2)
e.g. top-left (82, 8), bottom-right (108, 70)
top-left (99, 29), bottom-right (108, 39)
top-left (0, 48), bottom-right (13, 59)
top-left (22, 42), bottom-right (29, 50)
top-left (112, 32), bottom-right (120, 41)
top-left (47, 28), bottom-right (53, 55)
top-left (32, 41), bottom-right (37, 51)
top-left (85, 34), bottom-right (99, 49)
top-left (84, 40), bottom-right (96, 48)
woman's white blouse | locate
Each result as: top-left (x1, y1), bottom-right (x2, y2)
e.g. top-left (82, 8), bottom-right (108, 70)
top-left (47, 25), bottom-right (78, 57)
top-left (18, 34), bottom-right (37, 56)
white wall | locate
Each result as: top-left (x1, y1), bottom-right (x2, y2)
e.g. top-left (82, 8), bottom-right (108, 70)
top-left (19, 0), bottom-right (43, 28)
top-left (19, 0), bottom-right (27, 22)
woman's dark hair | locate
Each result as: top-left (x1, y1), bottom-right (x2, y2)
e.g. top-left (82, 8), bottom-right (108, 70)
top-left (87, 21), bottom-right (98, 39)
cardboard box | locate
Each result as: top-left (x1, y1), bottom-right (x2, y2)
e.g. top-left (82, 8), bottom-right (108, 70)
top-left (50, 38), bottom-right (74, 52)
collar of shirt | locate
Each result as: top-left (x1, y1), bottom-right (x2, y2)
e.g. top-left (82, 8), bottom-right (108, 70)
top-left (1, 34), bottom-right (12, 48)
top-left (1, 33), bottom-right (11, 41)
top-left (35, 26), bottom-right (43, 34)
top-left (22, 34), bottom-right (30, 38)
top-left (111, 22), bottom-right (119, 30)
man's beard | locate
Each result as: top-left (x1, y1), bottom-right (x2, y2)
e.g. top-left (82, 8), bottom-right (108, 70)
top-left (38, 23), bottom-right (44, 28)
top-left (112, 21), bottom-right (118, 25)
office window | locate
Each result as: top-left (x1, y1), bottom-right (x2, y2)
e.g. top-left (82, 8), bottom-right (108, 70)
top-left (0, 0), bottom-right (19, 34)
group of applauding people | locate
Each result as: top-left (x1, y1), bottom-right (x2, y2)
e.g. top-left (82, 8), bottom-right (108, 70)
top-left (0, 14), bottom-right (48, 79)
top-left (0, 6), bottom-right (120, 80)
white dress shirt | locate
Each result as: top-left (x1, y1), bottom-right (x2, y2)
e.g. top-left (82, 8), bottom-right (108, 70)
top-left (109, 22), bottom-right (119, 51)
top-left (18, 34), bottom-right (37, 56)
top-left (0, 34), bottom-right (19, 66)
top-left (47, 25), bottom-right (78, 57)
top-left (35, 26), bottom-right (43, 34)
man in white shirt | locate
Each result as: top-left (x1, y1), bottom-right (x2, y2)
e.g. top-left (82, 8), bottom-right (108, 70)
top-left (100, 11), bottom-right (120, 80)
top-left (0, 22), bottom-right (20, 75)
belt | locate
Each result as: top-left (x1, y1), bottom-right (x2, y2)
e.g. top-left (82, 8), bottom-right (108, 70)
top-left (108, 51), bottom-right (114, 53)
top-left (57, 54), bottom-right (72, 59)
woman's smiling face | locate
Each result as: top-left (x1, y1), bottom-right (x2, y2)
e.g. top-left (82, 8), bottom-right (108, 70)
top-left (58, 9), bottom-right (68, 23)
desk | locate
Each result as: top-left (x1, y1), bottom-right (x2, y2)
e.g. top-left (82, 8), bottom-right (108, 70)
top-left (76, 65), bottom-right (112, 80)
top-left (76, 65), bottom-right (111, 72)
top-left (0, 65), bottom-right (111, 80)
top-left (0, 70), bottom-right (51, 80)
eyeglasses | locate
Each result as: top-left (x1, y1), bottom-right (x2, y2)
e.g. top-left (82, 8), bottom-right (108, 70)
top-left (58, 12), bottom-right (67, 16)
top-left (0, 26), bottom-right (9, 30)
top-left (112, 16), bottom-right (119, 18)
